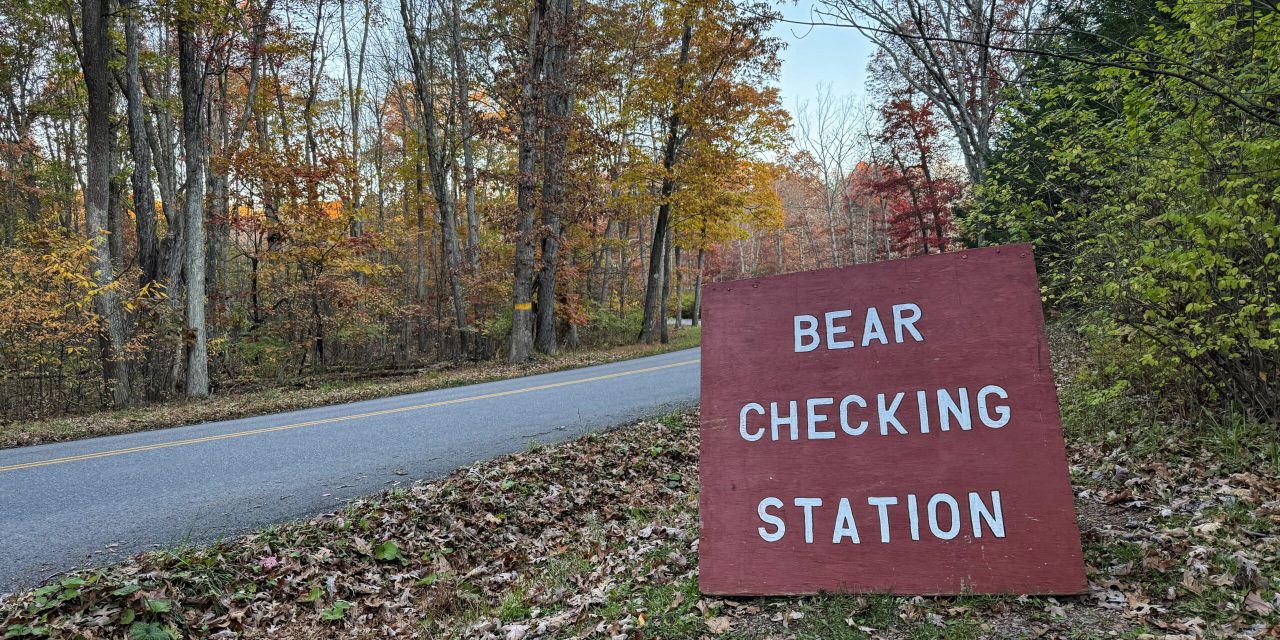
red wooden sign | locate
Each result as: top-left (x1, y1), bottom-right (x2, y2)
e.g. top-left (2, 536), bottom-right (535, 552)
top-left (698, 244), bottom-right (1086, 595)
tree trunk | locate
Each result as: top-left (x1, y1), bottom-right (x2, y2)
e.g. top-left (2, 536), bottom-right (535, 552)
top-left (207, 78), bottom-right (229, 311)
top-left (507, 0), bottom-right (546, 362)
top-left (373, 94), bottom-right (386, 233)
top-left (340, 0), bottom-right (370, 251)
top-left (123, 0), bottom-right (176, 398)
top-left (692, 247), bottom-right (704, 327)
top-left (535, 0), bottom-right (574, 355)
top-left (593, 219), bottom-right (614, 304)
top-left (414, 143), bottom-right (430, 355)
top-left (179, 9), bottom-right (209, 397)
top-left (415, 151), bottom-right (427, 303)
top-left (414, 132), bottom-right (429, 353)
top-left (798, 221), bottom-right (808, 269)
top-left (400, 0), bottom-right (469, 354)
top-left (141, 73), bottom-right (182, 284)
top-left (641, 206), bottom-right (667, 344)
top-left (450, 0), bottom-right (479, 274)
top-left (107, 140), bottom-right (125, 272)
top-left (825, 201), bottom-right (840, 268)
top-left (123, 0), bottom-right (160, 288)
top-left (68, 115), bottom-right (83, 232)
top-left (434, 162), bottom-right (468, 346)
top-left (639, 20), bottom-right (690, 344)
top-left (80, 0), bottom-right (132, 406)
top-left (674, 245), bottom-right (683, 325)
top-left (639, 194), bottom-right (649, 289)
top-left (845, 192), bottom-right (860, 265)
top-left (617, 218), bottom-right (629, 317)
top-left (659, 227), bottom-right (671, 343)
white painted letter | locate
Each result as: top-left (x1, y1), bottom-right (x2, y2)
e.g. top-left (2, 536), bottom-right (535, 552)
top-left (892, 303), bottom-right (924, 343)
top-left (867, 496), bottom-right (898, 543)
top-left (927, 493), bottom-right (961, 540)
top-left (739, 402), bottom-right (765, 441)
top-left (969, 491), bottom-right (1006, 538)
top-left (794, 315), bottom-right (820, 352)
top-left (878, 392), bottom-right (907, 435)
top-left (833, 498), bottom-right (861, 544)
top-left (937, 387), bottom-right (972, 431)
top-left (916, 390), bottom-right (931, 434)
top-left (862, 308), bottom-right (889, 346)
top-left (977, 385), bottom-right (1011, 428)
top-left (807, 397), bottom-right (836, 439)
top-left (758, 497), bottom-right (785, 542)
top-left (824, 310), bottom-right (855, 349)
top-left (839, 395), bottom-right (869, 436)
top-left (794, 497), bottom-right (823, 544)
top-left (771, 400), bottom-right (799, 441)
top-left (906, 493), bottom-right (921, 540)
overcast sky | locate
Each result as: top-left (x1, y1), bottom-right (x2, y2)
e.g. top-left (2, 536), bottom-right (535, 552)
top-left (768, 2), bottom-right (876, 112)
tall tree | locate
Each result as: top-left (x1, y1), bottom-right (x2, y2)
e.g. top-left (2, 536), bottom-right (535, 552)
top-left (79, 0), bottom-right (133, 406)
top-left (178, 0), bottom-right (209, 396)
top-left (868, 88), bottom-right (963, 255)
top-left (400, 0), bottom-right (471, 351)
top-left (509, 0), bottom-right (547, 362)
top-left (792, 84), bottom-right (862, 267)
top-left (534, 0), bottom-right (576, 354)
top-left (638, 18), bottom-right (690, 345)
top-left (340, 0), bottom-right (371, 235)
top-left (122, 0), bottom-right (187, 398)
top-left (819, 0), bottom-right (1047, 186)
top-left (121, 0), bottom-right (161, 288)
top-left (637, 0), bottom-right (784, 344)
top-left (449, 0), bottom-right (480, 274)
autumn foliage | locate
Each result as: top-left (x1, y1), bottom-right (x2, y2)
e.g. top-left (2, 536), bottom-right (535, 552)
top-left (0, 0), bottom-right (788, 418)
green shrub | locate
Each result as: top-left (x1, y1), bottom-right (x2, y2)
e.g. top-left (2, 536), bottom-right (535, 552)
top-left (575, 301), bottom-right (644, 347)
top-left (972, 0), bottom-right (1280, 420)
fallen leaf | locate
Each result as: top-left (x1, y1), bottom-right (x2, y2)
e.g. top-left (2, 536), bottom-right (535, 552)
top-left (667, 591), bottom-right (685, 612)
top-left (1244, 592), bottom-right (1274, 616)
top-left (705, 616), bottom-right (734, 634)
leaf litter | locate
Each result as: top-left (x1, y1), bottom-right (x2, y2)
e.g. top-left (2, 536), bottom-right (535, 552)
top-left (1, 408), bottom-right (1277, 639)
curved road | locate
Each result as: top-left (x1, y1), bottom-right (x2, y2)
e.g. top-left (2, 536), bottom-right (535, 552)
top-left (0, 348), bottom-right (700, 593)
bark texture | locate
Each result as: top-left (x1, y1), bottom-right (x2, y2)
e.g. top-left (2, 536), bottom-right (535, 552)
top-left (81, 0), bottom-right (132, 406)
top-left (178, 8), bottom-right (209, 397)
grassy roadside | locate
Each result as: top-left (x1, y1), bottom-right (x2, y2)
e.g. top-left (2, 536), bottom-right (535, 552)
top-left (3, 328), bottom-right (1277, 639)
top-left (0, 328), bottom-right (700, 450)
top-left (3, 406), bottom-right (1277, 636)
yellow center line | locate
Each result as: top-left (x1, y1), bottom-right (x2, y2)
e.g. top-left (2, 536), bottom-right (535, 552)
top-left (0, 358), bottom-right (701, 474)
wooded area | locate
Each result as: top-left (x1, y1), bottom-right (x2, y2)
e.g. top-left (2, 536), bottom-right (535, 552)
top-left (0, 0), bottom-right (790, 418)
top-left (0, 0), bottom-right (1275, 425)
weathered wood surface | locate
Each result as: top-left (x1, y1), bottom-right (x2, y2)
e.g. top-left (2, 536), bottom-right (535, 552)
top-left (698, 244), bottom-right (1086, 595)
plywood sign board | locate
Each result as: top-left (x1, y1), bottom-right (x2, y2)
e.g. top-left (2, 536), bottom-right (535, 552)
top-left (698, 244), bottom-right (1086, 596)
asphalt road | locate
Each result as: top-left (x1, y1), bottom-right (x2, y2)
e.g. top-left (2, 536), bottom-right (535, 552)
top-left (0, 348), bottom-right (700, 594)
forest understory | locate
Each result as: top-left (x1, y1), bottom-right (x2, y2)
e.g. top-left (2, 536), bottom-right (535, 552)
top-left (0, 328), bottom-right (700, 450)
